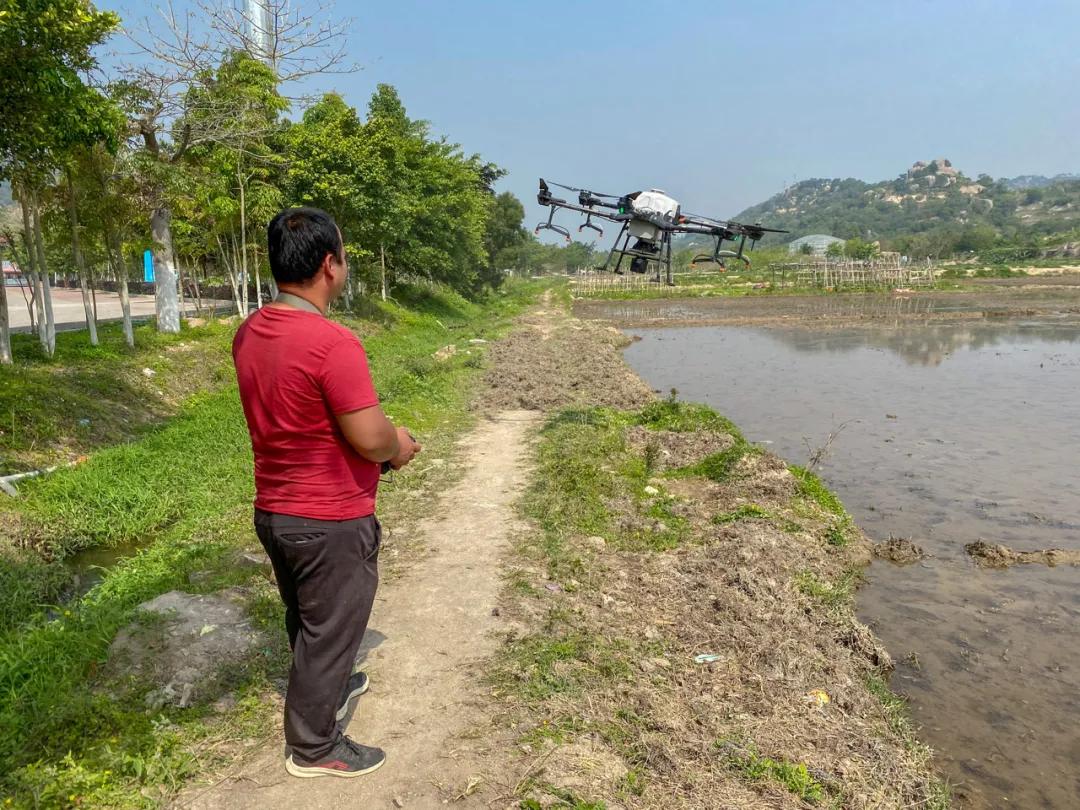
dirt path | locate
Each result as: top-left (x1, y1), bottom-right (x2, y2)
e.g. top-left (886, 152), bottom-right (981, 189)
top-left (182, 410), bottom-right (540, 810)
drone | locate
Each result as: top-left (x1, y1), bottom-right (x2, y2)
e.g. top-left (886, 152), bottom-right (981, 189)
top-left (535, 178), bottom-right (788, 285)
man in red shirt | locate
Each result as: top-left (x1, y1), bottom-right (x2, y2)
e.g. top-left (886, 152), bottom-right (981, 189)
top-left (233, 207), bottom-right (420, 778)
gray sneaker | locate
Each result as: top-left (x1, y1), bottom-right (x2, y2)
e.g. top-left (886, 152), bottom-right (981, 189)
top-left (286, 735), bottom-right (385, 778)
top-left (336, 671), bottom-right (370, 721)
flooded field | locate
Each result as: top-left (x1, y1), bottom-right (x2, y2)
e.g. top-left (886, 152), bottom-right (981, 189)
top-left (581, 291), bottom-right (1080, 808)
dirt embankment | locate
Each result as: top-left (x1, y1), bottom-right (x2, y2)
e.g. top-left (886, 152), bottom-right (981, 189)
top-left (472, 297), bottom-right (947, 808)
top-left (473, 300), bottom-right (654, 412)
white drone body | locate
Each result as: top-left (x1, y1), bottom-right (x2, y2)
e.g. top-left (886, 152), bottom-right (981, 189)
top-left (628, 189), bottom-right (680, 242)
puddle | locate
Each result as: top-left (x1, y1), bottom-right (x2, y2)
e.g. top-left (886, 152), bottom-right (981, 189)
top-left (598, 302), bottom-right (1080, 808)
top-left (60, 541), bottom-right (143, 603)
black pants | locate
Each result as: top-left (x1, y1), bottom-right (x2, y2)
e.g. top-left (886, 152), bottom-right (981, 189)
top-left (254, 509), bottom-right (381, 761)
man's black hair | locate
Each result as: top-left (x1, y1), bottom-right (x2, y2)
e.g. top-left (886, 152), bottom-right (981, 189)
top-left (267, 207), bottom-right (343, 285)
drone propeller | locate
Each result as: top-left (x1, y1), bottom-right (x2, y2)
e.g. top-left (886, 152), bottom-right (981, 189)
top-left (545, 179), bottom-right (620, 199)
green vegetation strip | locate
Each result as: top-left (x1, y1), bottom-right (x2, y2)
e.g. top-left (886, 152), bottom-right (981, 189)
top-left (0, 282), bottom-right (539, 808)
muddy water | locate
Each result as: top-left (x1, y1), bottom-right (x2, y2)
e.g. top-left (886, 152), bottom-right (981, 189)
top-left (589, 298), bottom-right (1080, 808)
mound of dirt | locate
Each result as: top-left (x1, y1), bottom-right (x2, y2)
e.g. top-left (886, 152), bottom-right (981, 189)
top-left (473, 305), bottom-right (652, 412)
top-left (105, 590), bottom-right (264, 709)
top-left (965, 540), bottom-right (1080, 568)
top-left (873, 537), bottom-right (925, 564)
top-left (624, 425), bottom-right (735, 470)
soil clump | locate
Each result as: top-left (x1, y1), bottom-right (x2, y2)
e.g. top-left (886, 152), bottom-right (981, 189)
top-left (965, 539), bottom-right (1080, 568)
top-left (873, 537), bottom-right (926, 564)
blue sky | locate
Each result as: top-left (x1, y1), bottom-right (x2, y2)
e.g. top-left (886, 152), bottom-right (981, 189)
top-left (107, 0), bottom-right (1080, 225)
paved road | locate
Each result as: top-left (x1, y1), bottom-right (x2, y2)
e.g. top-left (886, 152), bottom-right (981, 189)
top-left (6, 286), bottom-right (234, 333)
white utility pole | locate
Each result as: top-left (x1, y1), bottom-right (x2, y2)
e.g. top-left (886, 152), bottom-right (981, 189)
top-left (246, 0), bottom-right (273, 67)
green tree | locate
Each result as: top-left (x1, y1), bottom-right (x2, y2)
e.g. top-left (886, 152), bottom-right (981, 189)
top-left (287, 85), bottom-right (498, 298)
top-left (0, 0), bottom-right (120, 356)
top-left (843, 238), bottom-right (880, 260)
top-left (484, 191), bottom-right (528, 279)
top-left (178, 51), bottom-right (287, 313)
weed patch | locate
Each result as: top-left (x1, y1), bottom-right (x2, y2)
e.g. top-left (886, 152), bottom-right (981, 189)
top-left (719, 741), bottom-right (828, 804)
top-left (795, 569), bottom-right (860, 610)
top-left (789, 465), bottom-right (846, 517)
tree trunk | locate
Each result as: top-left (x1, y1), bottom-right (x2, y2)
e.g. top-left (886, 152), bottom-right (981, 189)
top-left (16, 265), bottom-right (35, 333)
top-left (150, 206), bottom-right (181, 333)
top-left (65, 169), bottom-right (98, 346)
top-left (105, 226), bottom-right (134, 347)
top-left (215, 233), bottom-right (245, 317)
top-left (235, 234), bottom-right (248, 314)
top-left (380, 243), bottom-right (387, 302)
top-left (190, 265), bottom-right (204, 316)
top-left (90, 265), bottom-right (98, 322)
top-left (118, 264), bottom-right (134, 347)
top-left (238, 166), bottom-right (259, 309)
top-left (0, 261), bottom-right (11, 364)
top-left (19, 196), bottom-right (45, 345)
top-left (30, 191), bottom-right (56, 357)
top-left (178, 262), bottom-right (189, 323)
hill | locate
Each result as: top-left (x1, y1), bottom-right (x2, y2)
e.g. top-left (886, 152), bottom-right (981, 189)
top-left (1002, 173), bottom-right (1080, 190)
top-left (734, 159), bottom-right (1080, 256)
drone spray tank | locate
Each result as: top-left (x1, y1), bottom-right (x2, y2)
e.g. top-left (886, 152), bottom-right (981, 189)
top-left (626, 189), bottom-right (680, 274)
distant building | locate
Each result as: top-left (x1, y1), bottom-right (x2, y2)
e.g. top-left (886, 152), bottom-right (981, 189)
top-left (788, 234), bottom-right (845, 255)
top-left (3, 260), bottom-right (25, 286)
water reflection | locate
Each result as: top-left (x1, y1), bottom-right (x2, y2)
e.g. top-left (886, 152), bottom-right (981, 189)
top-left (764, 319), bottom-right (1080, 366)
top-left (619, 318), bottom-right (1080, 809)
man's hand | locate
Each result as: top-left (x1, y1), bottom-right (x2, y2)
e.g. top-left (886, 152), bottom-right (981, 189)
top-left (389, 427), bottom-right (422, 470)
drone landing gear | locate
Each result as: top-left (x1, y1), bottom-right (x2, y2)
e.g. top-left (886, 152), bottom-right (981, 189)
top-left (534, 206), bottom-right (571, 242)
top-left (691, 234), bottom-right (753, 271)
top-left (578, 213), bottom-right (604, 239)
top-left (599, 223), bottom-right (674, 285)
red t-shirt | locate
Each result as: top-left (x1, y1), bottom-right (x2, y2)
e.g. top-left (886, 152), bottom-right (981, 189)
top-left (232, 306), bottom-right (380, 520)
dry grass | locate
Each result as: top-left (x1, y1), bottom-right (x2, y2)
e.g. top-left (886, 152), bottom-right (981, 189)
top-left (472, 300), bottom-right (654, 414)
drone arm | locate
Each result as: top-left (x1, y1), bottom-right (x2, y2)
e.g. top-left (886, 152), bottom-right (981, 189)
top-left (539, 199), bottom-right (624, 221)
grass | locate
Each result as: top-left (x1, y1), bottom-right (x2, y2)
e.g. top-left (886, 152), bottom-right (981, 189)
top-left (634, 396), bottom-right (743, 438)
top-left (0, 319), bottom-right (238, 475)
top-left (521, 401), bottom-right (731, 558)
top-left (0, 280), bottom-right (541, 808)
top-left (634, 395), bottom-right (763, 485)
top-left (794, 570), bottom-right (860, 610)
top-left (718, 741), bottom-right (828, 804)
top-left (788, 465), bottom-right (854, 546)
top-left (862, 673), bottom-right (952, 808)
top-left (520, 793), bottom-right (607, 810)
top-left (713, 503), bottom-right (770, 523)
top-left (502, 631), bottom-right (636, 704)
top-left (712, 504), bottom-right (803, 534)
